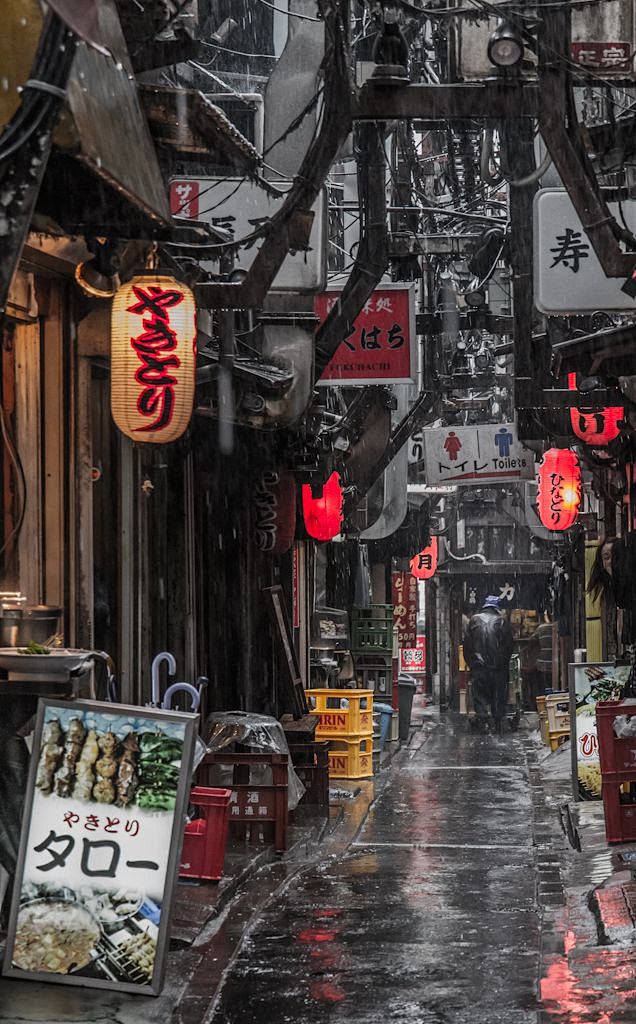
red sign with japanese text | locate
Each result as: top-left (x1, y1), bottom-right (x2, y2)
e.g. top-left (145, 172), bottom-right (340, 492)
top-left (571, 41), bottom-right (631, 71)
top-left (315, 284), bottom-right (416, 385)
top-left (170, 179), bottom-right (200, 219)
top-left (391, 571), bottom-right (417, 648)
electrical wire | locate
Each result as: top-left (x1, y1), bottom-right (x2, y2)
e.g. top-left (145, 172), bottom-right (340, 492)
top-left (263, 86), bottom-right (323, 157)
top-left (255, 0), bottom-right (321, 21)
top-left (200, 40), bottom-right (277, 60)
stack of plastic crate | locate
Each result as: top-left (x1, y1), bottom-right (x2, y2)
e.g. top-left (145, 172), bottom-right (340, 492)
top-left (546, 692), bottom-right (570, 751)
top-left (305, 688), bottom-right (374, 779)
top-left (351, 605), bottom-right (394, 701)
top-left (597, 700), bottom-right (636, 843)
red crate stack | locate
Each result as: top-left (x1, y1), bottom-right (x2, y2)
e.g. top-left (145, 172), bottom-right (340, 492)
top-left (597, 700), bottom-right (636, 844)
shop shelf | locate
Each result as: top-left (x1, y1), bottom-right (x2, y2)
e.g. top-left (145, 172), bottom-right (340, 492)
top-left (351, 606), bottom-right (394, 653)
top-left (327, 736), bottom-right (373, 779)
top-left (354, 653), bottom-right (393, 698)
top-left (306, 688), bottom-right (373, 737)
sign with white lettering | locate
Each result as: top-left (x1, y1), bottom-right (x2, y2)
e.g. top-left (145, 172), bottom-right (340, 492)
top-left (315, 284), bottom-right (417, 385)
top-left (423, 423), bottom-right (534, 486)
top-left (3, 699), bottom-right (197, 995)
top-left (169, 178), bottom-right (326, 293)
top-left (534, 188), bottom-right (636, 313)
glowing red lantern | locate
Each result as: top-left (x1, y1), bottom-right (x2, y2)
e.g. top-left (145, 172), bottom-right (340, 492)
top-left (537, 448), bottom-right (581, 531)
top-left (567, 372), bottom-right (623, 446)
top-left (410, 536), bottom-right (438, 579)
top-left (302, 472), bottom-right (343, 541)
top-left (111, 274), bottom-right (196, 443)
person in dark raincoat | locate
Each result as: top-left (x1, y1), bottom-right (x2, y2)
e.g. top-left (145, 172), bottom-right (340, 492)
top-left (463, 595), bottom-right (514, 733)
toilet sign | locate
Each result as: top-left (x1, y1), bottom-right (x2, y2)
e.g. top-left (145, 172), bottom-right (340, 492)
top-left (423, 423), bottom-right (534, 486)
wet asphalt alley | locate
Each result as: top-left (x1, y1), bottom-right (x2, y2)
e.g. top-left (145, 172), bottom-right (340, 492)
top-left (209, 716), bottom-right (540, 1024)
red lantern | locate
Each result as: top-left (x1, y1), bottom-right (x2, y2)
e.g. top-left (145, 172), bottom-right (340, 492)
top-left (302, 472), bottom-right (343, 541)
top-left (568, 372), bottom-right (623, 446)
top-left (111, 274), bottom-right (196, 443)
top-left (537, 448), bottom-right (581, 531)
top-left (410, 536), bottom-right (438, 579)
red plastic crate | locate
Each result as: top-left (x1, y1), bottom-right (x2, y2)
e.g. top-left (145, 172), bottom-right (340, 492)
top-left (180, 786), bottom-right (232, 881)
top-left (597, 700), bottom-right (636, 779)
top-left (601, 782), bottom-right (636, 844)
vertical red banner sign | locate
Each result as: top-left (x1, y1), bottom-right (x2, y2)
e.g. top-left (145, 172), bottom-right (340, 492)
top-left (391, 571), bottom-right (417, 649)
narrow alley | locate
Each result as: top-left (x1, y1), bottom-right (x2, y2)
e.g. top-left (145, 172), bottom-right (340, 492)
top-left (207, 716), bottom-right (540, 1024)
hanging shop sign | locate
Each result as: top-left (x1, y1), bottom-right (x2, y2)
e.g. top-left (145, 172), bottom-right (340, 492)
top-left (252, 471), bottom-right (296, 554)
top-left (569, 662), bottom-right (630, 801)
top-left (302, 472), bottom-right (343, 541)
top-left (537, 448), bottom-right (581, 531)
top-left (568, 374), bottom-right (623, 446)
top-left (534, 189), bottom-right (636, 313)
top-left (410, 536), bottom-right (438, 580)
top-left (423, 423), bottom-right (534, 487)
top-left (391, 571), bottom-right (417, 648)
top-left (111, 274), bottom-right (196, 444)
top-left (315, 283), bottom-right (417, 386)
top-left (169, 178), bottom-right (326, 293)
top-left (3, 699), bottom-right (197, 995)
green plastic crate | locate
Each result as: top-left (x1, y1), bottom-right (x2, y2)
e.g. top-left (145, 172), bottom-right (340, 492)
top-left (351, 606), bottom-right (393, 653)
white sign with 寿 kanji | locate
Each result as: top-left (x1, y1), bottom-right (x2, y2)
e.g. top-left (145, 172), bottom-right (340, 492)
top-left (534, 188), bottom-right (636, 314)
top-left (422, 423), bottom-right (534, 486)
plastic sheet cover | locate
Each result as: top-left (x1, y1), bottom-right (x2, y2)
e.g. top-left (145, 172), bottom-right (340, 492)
top-left (204, 712), bottom-right (305, 810)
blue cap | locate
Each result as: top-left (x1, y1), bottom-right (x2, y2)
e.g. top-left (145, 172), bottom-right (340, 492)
top-left (483, 595), bottom-right (501, 608)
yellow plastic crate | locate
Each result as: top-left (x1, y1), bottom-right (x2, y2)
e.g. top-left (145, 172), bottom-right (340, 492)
top-left (328, 737), bottom-right (373, 779)
top-left (549, 728), bottom-right (570, 752)
top-left (546, 692), bottom-right (570, 734)
top-left (306, 689), bottom-right (373, 738)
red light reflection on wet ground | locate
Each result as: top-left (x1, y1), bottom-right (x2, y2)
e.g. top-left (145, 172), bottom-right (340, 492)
top-left (297, 928), bottom-right (338, 943)
top-left (298, 911), bottom-right (347, 1004)
top-left (541, 929), bottom-right (636, 1022)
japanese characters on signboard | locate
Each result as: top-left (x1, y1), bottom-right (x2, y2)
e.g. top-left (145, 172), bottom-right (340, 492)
top-left (3, 700), bottom-right (197, 996)
top-left (423, 423), bottom-right (534, 487)
top-left (399, 637), bottom-right (426, 675)
top-left (534, 188), bottom-right (636, 314)
top-left (169, 178), bottom-right (326, 293)
top-left (392, 571), bottom-right (417, 650)
top-left (571, 41), bottom-right (631, 72)
top-left (315, 284), bottom-right (416, 386)
top-left (569, 663), bottom-right (629, 801)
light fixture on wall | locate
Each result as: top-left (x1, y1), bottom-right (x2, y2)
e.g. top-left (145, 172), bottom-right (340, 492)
top-left (74, 238), bottom-right (121, 299)
top-left (487, 20), bottom-right (524, 68)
